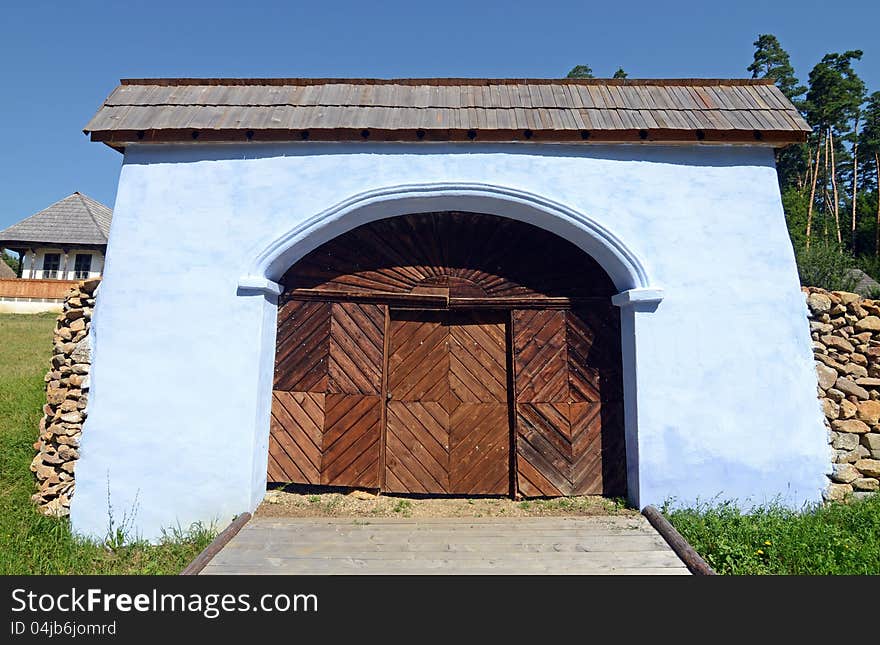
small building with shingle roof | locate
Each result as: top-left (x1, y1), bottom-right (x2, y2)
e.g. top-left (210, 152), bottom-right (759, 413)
top-left (0, 192), bottom-right (111, 280)
top-left (70, 77), bottom-right (826, 542)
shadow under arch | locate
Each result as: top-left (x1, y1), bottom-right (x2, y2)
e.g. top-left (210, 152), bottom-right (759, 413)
top-left (238, 181), bottom-right (664, 509)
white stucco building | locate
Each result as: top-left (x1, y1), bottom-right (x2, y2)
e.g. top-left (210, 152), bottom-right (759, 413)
top-left (0, 192), bottom-right (110, 313)
top-left (70, 77), bottom-right (827, 540)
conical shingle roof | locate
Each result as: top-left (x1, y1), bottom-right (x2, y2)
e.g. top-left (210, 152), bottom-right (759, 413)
top-left (0, 192), bottom-right (112, 246)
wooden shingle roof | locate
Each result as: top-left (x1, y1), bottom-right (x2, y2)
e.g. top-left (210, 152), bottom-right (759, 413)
top-left (85, 78), bottom-right (810, 150)
top-left (0, 193), bottom-right (112, 247)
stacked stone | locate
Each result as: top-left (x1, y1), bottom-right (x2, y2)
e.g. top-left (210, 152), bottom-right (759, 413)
top-left (30, 278), bottom-right (99, 517)
top-left (805, 287), bottom-right (880, 502)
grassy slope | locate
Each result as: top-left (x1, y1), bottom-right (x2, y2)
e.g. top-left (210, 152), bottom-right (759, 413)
top-left (665, 498), bottom-right (880, 575)
top-left (0, 313), bottom-right (213, 575)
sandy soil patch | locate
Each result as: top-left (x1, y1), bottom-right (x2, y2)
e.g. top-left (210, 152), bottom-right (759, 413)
top-left (256, 484), bottom-right (635, 519)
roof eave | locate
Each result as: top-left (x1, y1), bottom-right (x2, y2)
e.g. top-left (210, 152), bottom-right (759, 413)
top-left (0, 240), bottom-right (107, 249)
top-left (87, 126), bottom-right (808, 152)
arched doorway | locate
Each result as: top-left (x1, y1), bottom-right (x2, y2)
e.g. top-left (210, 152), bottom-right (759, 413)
top-left (268, 211), bottom-right (626, 497)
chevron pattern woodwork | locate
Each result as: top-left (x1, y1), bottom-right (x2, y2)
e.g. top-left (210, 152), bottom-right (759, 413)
top-left (512, 308), bottom-right (625, 496)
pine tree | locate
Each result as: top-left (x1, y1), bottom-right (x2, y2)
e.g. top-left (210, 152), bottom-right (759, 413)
top-left (804, 51), bottom-right (865, 249)
top-left (860, 93), bottom-right (880, 255)
top-left (747, 35), bottom-right (808, 193)
top-left (612, 67), bottom-right (628, 79)
top-left (748, 34), bottom-right (806, 103)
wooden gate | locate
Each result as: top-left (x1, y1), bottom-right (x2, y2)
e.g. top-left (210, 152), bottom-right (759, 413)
top-left (385, 310), bottom-right (510, 494)
top-left (268, 211), bottom-right (625, 497)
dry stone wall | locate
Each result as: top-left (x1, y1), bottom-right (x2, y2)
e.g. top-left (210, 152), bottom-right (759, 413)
top-left (30, 278), bottom-right (98, 517)
top-left (805, 287), bottom-right (880, 501)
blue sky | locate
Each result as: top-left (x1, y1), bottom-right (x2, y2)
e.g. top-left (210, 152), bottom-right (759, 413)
top-left (1, 0), bottom-right (878, 230)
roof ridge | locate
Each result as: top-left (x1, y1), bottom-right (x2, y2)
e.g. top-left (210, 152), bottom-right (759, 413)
top-left (75, 193), bottom-right (110, 243)
top-left (119, 77), bottom-right (777, 87)
top-left (103, 101), bottom-right (797, 111)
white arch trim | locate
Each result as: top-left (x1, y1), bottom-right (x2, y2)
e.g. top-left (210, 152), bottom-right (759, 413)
top-left (237, 182), bottom-right (663, 305)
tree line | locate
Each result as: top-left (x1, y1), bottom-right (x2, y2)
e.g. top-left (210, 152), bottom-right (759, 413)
top-left (569, 40), bottom-right (880, 291)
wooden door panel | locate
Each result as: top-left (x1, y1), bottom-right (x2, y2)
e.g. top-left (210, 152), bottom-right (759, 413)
top-left (268, 391), bottom-right (324, 484)
top-left (274, 300), bottom-right (331, 393)
top-left (515, 401), bottom-right (607, 496)
top-left (516, 403), bottom-right (572, 496)
top-left (567, 304), bottom-right (622, 402)
top-left (328, 302), bottom-right (385, 394)
top-left (512, 307), bottom-right (625, 497)
top-left (449, 315), bottom-right (507, 402)
top-left (568, 402), bottom-right (604, 495)
top-left (269, 302), bottom-right (384, 486)
top-left (321, 394), bottom-right (381, 487)
top-left (388, 312), bottom-right (450, 401)
top-left (512, 309), bottom-right (569, 403)
top-left (449, 403), bottom-right (509, 494)
top-left (384, 402), bottom-right (450, 493)
top-left (385, 312), bottom-right (451, 493)
top-left (591, 400), bottom-right (627, 497)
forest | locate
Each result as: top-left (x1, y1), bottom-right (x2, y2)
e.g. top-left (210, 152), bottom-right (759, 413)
top-left (570, 36), bottom-right (880, 295)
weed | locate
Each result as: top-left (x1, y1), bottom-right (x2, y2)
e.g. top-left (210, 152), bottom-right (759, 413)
top-left (664, 497), bottom-right (880, 575)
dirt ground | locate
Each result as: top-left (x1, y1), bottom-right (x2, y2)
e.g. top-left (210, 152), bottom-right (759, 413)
top-left (256, 484), bottom-right (636, 519)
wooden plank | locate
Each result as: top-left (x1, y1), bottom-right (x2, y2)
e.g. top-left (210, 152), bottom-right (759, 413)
top-left (210, 551), bottom-right (687, 566)
top-left (289, 288), bottom-right (448, 307)
top-left (181, 512), bottom-right (251, 575)
top-left (378, 305), bottom-right (391, 489)
top-left (642, 505), bottom-right (716, 575)
top-left (199, 516), bottom-right (690, 575)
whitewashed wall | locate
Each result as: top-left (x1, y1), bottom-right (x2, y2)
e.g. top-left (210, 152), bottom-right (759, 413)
top-left (70, 142), bottom-right (828, 540)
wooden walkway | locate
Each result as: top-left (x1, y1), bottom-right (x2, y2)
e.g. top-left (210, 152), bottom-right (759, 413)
top-left (200, 516), bottom-right (690, 575)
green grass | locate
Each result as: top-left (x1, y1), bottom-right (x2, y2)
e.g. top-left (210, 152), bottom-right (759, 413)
top-left (663, 497), bottom-right (880, 575)
top-left (392, 499), bottom-right (413, 516)
top-left (0, 313), bottom-right (214, 574)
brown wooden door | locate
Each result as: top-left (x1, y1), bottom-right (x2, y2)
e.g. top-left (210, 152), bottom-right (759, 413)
top-left (511, 307), bottom-right (625, 497)
top-left (384, 310), bottom-right (510, 494)
top-left (268, 300), bottom-right (385, 487)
